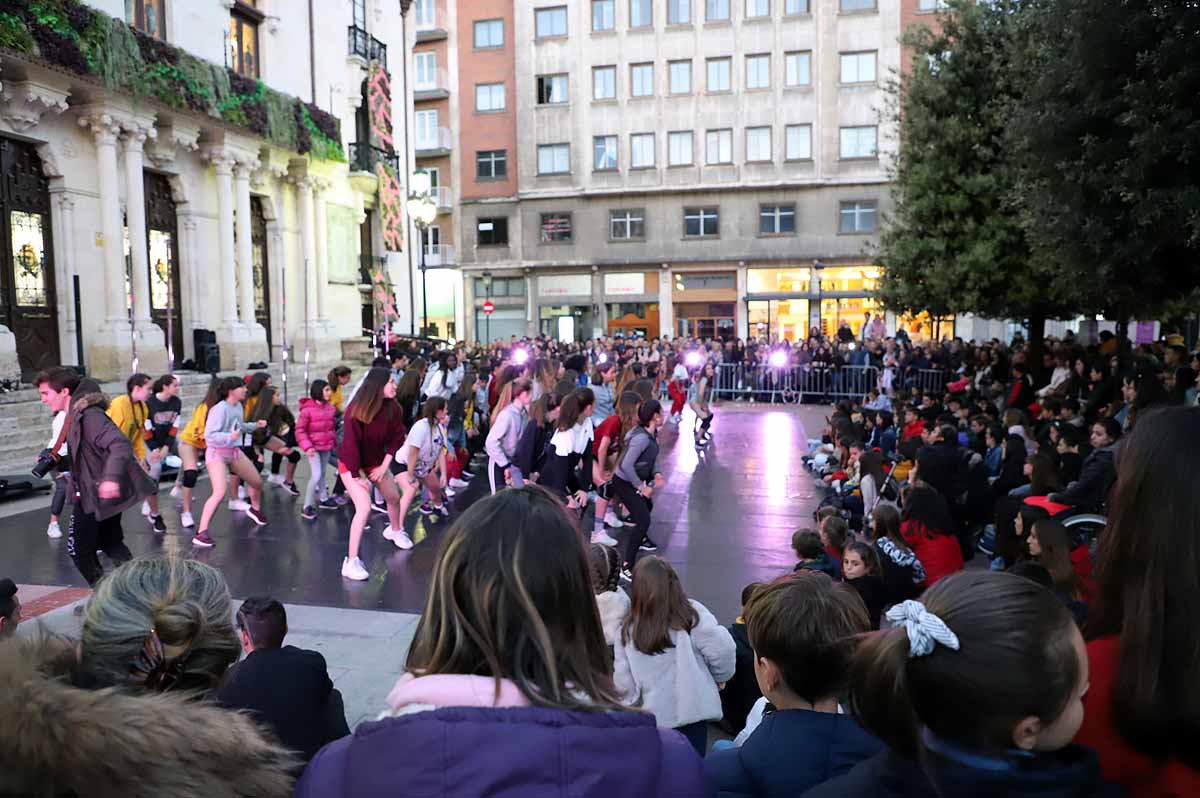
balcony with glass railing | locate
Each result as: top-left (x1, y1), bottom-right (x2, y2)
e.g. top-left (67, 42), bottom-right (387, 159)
top-left (414, 127), bottom-right (452, 157)
top-left (414, 67), bottom-right (450, 101)
top-left (433, 186), bottom-right (453, 212)
top-left (421, 244), bottom-right (456, 267)
top-left (414, 4), bottom-right (448, 41)
top-left (347, 25), bottom-right (388, 68)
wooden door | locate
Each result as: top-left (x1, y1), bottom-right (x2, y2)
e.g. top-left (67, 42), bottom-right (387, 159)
top-left (144, 171), bottom-right (183, 366)
top-left (0, 136), bottom-right (60, 380)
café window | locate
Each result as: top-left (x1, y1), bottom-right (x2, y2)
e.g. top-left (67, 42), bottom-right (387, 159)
top-left (747, 268), bottom-right (811, 294)
top-left (229, 1), bottom-right (261, 78)
top-left (540, 213), bottom-right (573, 243)
top-left (127, 0), bottom-right (166, 40)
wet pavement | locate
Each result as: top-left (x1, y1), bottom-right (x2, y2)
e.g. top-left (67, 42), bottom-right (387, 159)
top-left (0, 404), bottom-right (822, 623)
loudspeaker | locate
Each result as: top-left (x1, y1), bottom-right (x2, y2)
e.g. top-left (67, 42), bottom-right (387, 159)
top-left (196, 343), bottom-right (220, 374)
top-left (193, 328), bottom-right (216, 351)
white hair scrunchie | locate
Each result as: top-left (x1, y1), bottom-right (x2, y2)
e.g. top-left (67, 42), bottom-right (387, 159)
top-left (885, 599), bottom-right (960, 658)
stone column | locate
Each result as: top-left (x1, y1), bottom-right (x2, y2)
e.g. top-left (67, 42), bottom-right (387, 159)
top-left (658, 269), bottom-right (674, 338)
top-left (82, 114), bottom-right (126, 328)
top-left (51, 192), bottom-right (78, 365)
top-left (177, 214), bottom-right (200, 354)
top-left (293, 175), bottom-right (319, 327)
top-left (735, 262), bottom-right (748, 340)
top-left (122, 125), bottom-right (154, 327)
top-left (207, 149), bottom-right (240, 328)
top-left (313, 178), bottom-right (330, 322)
top-left (234, 158), bottom-right (257, 326)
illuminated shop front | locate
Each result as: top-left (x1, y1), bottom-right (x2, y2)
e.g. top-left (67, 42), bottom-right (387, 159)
top-left (745, 265), bottom-right (951, 342)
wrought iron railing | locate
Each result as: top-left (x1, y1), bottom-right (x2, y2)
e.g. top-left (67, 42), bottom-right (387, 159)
top-left (350, 142), bottom-right (399, 174)
top-left (347, 25), bottom-right (388, 68)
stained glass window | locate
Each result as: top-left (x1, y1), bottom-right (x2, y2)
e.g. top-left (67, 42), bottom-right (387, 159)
top-left (10, 211), bottom-right (48, 307)
top-left (149, 230), bottom-right (174, 311)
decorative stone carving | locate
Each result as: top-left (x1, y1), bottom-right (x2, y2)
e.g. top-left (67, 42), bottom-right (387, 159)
top-left (77, 112), bottom-right (123, 146)
top-left (0, 79), bottom-right (69, 133)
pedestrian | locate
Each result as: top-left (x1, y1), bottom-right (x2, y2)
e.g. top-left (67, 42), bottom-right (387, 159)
top-left (613, 399), bottom-right (666, 577)
top-left (193, 376), bottom-right (268, 548)
top-left (485, 378), bottom-right (531, 494)
top-left (397, 396), bottom-right (450, 525)
top-left (143, 373), bottom-right (182, 533)
top-left (296, 379), bottom-right (338, 520)
top-left (174, 377), bottom-right (218, 530)
top-left (35, 369), bottom-right (155, 585)
top-left (337, 368), bottom-right (408, 580)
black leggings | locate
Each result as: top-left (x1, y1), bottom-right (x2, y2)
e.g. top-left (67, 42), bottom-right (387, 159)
top-left (68, 506), bottom-right (132, 586)
top-left (613, 477), bottom-right (653, 567)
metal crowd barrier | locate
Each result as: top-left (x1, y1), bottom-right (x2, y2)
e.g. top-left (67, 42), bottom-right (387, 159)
top-left (903, 368), bottom-right (949, 395)
top-left (712, 364), bottom-right (880, 403)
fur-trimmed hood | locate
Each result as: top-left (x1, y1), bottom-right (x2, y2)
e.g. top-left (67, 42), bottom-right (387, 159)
top-left (0, 636), bottom-right (298, 798)
top-left (70, 378), bottom-right (108, 413)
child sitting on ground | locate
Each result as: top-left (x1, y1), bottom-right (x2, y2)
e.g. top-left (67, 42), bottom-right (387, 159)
top-left (718, 582), bottom-right (764, 737)
top-left (842, 541), bottom-right (886, 629)
top-left (792, 530), bottom-right (839, 579)
top-left (705, 571), bottom-right (883, 796)
top-left (587, 542), bottom-right (629, 653)
top-left (807, 571), bottom-right (1122, 798)
top-left (819, 515), bottom-right (849, 579)
top-left (870, 504), bottom-right (925, 606)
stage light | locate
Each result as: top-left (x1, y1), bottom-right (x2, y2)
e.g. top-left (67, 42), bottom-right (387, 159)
top-left (685, 351), bottom-right (702, 367)
top-left (769, 350), bottom-right (788, 368)
top-left (512, 348), bottom-right (529, 365)
top-left (598, 352), bottom-right (608, 364)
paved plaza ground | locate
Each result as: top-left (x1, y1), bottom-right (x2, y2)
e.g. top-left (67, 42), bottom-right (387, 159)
top-left (3, 402), bottom-right (824, 726)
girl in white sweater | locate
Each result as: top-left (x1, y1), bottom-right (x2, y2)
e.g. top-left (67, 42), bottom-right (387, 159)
top-left (613, 556), bottom-right (736, 755)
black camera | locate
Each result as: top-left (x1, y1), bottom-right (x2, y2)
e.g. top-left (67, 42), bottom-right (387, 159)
top-left (31, 448), bottom-right (58, 479)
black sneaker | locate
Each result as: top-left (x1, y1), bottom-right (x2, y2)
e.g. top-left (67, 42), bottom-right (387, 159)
top-left (151, 514), bottom-right (167, 534)
top-left (301, 505), bottom-right (317, 520)
top-left (619, 566), bottom-right (634, 582)
top-left (282, 481), bottom-right (300, 496)
top-left (371, 499), bottom-right (388, 515)
top-left (639, 539), bottom-right (659, 552)
top-left (419, 502), bottom-right (435, 515)
top-left (318, 498), bottom-right (339, 510)
top-left (461, 469), bottom-right (475, 479)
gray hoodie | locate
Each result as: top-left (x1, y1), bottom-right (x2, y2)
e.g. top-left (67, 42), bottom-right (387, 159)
top-left (485, 402), bottom-right (527, 467)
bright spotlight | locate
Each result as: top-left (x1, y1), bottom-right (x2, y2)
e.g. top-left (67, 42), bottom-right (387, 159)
top-left (512, 348), bottom-right (529, 365)
top-left (769, 350), bottom-right (788, 368)
top-left (598, 352), bottom-right (608, 364)
top-left (685, 351), bottom-right (702, 368)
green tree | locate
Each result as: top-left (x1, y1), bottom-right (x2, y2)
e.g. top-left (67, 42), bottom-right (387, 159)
top-left (875, 0), bottom-right (1076, 364)
top-left (1009, 0), bottom-right (1200, 337)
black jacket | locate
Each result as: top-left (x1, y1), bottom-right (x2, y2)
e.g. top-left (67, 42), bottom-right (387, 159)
top-left (1052, 443), bottom-right (1117, 512)
top-left (920, 736), bottom-right (1126, 798)
top-left (718, 622), bottom-right (762, 736)
top-left (65, 385), bottom-right (156, 521)
top-left (216, 645), bottom-right (348, 763)
top-left (803, 750), bottom-right (933, 798)
top-left (916, 442), bottom-right (967, 505)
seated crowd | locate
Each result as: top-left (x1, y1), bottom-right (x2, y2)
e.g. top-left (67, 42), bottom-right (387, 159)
top-left (0, 332), bottom-right (1198, 797)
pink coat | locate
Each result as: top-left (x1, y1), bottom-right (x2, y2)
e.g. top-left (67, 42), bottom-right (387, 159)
top-left (296, 398), bottom-right (337, 452)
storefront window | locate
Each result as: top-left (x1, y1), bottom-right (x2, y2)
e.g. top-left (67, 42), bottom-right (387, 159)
top-left (896, 311), bottom-right (955, 341)
top-left (747, 267), bottom-right (811, 294)
top-left (815, 265), bottom-right (881, 293)
top-left (748, 299), bottom-right (809, 342)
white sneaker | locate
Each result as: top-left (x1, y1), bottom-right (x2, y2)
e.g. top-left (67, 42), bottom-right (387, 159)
top-left (141, 500), bottom-right (151, 516)
top-left (604, 510), bottom-right (626, 528)
top-left (47, 520), bottom-right (62, 539)
top-left (592, 531), bottom-right (618, 546)
top-left (449, 477), bottom-right (469, 489)
top-left (228, 499), bottom-right (250, 512)
top-left (341, 556), bottom-right (369, 581)
top-left (238, 485), bottom-right (248, 500)
top-left (268, 474), bottom-right (285, 485)
top-left (170, 484), bottom-right (181, 499)
top-left (444, 485), bottom-right (456, 498)
top-left (181, 511), bottom-right (195, 528)
top-left (382, 525), bottom-right (414, 550)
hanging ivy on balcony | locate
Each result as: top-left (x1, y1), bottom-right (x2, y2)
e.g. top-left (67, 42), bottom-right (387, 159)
top-left (0, 0), bottom-right (344, 161)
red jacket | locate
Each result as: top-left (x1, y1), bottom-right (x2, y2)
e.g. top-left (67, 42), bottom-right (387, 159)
top-left (1075, 635), bottom-right (1200, 798)
top-left (296, 398), bottom-right (338, 453)
top-left (901, 520), bottom-right (964, 588)
top-left (337, 404), bottom-right (407, 474)
top-left (901, 420), bottom-right (925, 442)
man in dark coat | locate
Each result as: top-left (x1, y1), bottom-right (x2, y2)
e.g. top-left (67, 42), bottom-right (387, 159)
top-left (217, 597), bottom-right (349, 763)
top-left (36, 368), bottom-right (156, 585)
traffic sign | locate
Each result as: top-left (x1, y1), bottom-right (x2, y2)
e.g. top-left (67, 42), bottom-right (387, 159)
top-left (483, 300), bottom-right (495, 315)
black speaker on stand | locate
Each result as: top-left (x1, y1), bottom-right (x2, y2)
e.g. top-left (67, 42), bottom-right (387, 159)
top-left (193, 329), bottom-right (220, 374)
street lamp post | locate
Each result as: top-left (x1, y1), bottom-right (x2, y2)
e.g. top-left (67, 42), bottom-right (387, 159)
top-left (482, 271), bottom-right (492, 345)
top-left (406, 171), bottom-right (438, 337)
top-left (813, 259), bottom-right (825, 340)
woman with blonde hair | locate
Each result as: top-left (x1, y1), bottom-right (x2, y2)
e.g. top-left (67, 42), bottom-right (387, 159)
top-left (0, 555), bottom-right (296, 796)
top-left (296, 487), bottom-right (709, 796)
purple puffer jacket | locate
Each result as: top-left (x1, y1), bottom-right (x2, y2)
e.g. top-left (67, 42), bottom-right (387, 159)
top-left (295, 398), bottom-right (337, 453)
top-left (295, 706), bottom-right (713, 797)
